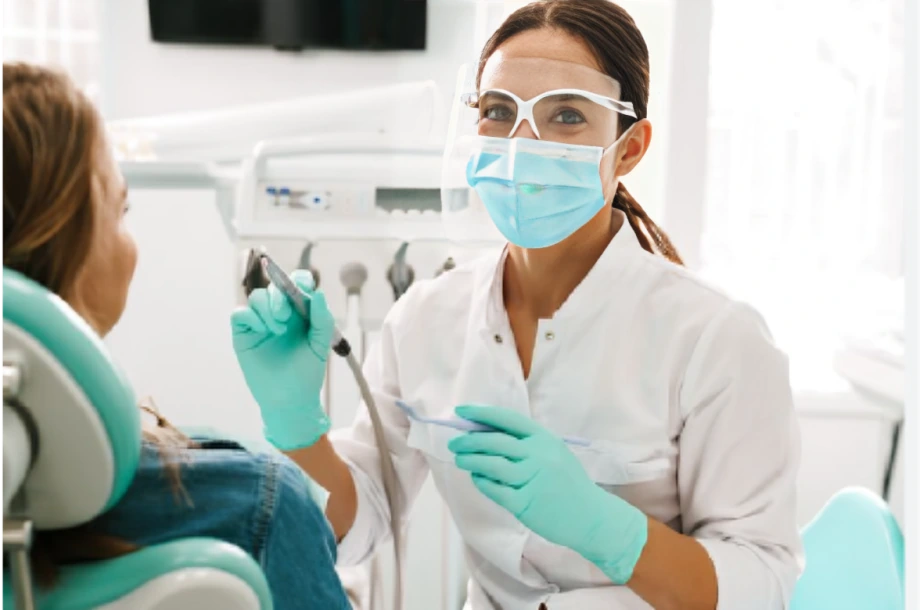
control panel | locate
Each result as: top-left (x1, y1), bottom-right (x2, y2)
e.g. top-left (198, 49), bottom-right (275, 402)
top-left (234, 143), bottom-right (499, 244)
top-left (256, 183), bottom-right (443, 219)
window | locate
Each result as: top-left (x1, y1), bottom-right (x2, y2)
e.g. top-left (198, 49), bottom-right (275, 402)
top-left (701, 0), bottom-right (905, 364)
top-left (2, 0), bottom-right (101, 101)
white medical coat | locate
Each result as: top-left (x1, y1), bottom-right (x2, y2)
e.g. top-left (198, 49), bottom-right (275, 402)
top-left (331, 214), bottom-right (804, 610)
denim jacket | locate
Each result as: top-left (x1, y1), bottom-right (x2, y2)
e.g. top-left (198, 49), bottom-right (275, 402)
top-left (89, 439), bottom-right (350, 610)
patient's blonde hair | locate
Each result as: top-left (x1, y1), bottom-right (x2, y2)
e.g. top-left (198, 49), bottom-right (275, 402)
top-left (3, 61), bottom-right (196, 587)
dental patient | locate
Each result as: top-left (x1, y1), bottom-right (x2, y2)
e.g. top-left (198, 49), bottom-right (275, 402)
top-left (2, 62), bottom-right (350, 610)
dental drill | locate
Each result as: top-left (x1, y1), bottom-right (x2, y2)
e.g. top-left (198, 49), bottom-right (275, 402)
top-left (339, 262), bottom-right (369, 361)
top-left (386, 242), bottom-right (415, 300)
top-left (244, 249), bottom-right (404, 610)
top-left (299, 242), bottom-right (321, 289)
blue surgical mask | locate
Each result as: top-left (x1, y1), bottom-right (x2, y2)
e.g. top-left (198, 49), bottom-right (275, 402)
top-left (465, 134), bottom-right (627, 249)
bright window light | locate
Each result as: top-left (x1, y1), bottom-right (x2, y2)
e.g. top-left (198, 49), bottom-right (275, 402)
top-left (701, 0), bottom-right (905, 375)
top-left (2, 0), bottom-right (100, 101)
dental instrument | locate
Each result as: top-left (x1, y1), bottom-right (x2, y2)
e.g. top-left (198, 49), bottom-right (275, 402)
top-left (386, 242), bottom-right (415, 300)
top-left (298, 242), bottom-right (321, 289)
top-left (395, 400), bottom-right (591, 447)
top-left (339, 261), bottom-right (370, 361)
top-left (256, 251), bottom-right (405, 610)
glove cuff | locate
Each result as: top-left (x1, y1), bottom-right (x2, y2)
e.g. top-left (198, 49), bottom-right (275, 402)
top-left (262, 407), bottom-right (331, 451)
top-left (580, 493), bottom-right (649, 585)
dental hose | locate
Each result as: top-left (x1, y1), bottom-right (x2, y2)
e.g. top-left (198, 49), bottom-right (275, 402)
top-left (254, 251), bottom-right (404, 610)
top-left (334, 331), bottom-right (405, 610)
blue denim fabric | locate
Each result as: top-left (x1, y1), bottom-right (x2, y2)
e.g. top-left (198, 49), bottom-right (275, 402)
top-left (88, 440), bottom-right (350, 610)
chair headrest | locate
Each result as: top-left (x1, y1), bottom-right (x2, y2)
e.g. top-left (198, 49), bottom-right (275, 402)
top-left (3, 268), bottom-right (141, 528)
top-left (793, 487), bottom-right (904, 609)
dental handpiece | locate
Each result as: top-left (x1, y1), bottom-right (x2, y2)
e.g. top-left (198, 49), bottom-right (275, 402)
top-left (256, 250), bottom-right (405, 610)
top-left (259, 253), bottom-right (352, 358)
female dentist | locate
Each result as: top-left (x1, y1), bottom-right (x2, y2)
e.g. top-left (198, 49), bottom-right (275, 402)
top-left (230, 1), bottom-right (803, 608)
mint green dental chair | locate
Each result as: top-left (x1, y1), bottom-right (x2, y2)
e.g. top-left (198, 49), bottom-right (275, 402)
top-left (791, 487), bottom-right (905, 610)
top-left (2, 268), bottom-right (273, 610)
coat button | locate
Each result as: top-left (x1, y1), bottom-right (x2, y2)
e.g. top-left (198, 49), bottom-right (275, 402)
top-left (494, 334), bottom-right (503, 344)
top-left (545, 331), bottom-right (555, 341)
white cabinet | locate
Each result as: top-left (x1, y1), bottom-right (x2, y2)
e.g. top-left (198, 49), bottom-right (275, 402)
top-left (794, 389), bottom-right (902, 528)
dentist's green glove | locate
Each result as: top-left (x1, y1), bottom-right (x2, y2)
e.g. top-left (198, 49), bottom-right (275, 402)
top-left (231, 270), bottom-right (335, 451)
top-left (448, 405), bottom-right (649, 585)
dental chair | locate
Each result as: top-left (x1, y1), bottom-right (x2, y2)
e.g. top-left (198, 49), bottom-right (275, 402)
top-left (791, 487), bottom-right (905, 610)
top-left (2, 268), bottom-right (273, 610)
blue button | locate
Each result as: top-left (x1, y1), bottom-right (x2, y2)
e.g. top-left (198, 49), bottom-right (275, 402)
top-left (279, 187), bottom-right (291, 195)
top-left (266, 186), bottom-right (277, 195)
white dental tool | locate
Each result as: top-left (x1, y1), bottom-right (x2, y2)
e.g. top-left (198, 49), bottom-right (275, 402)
top-left (395, 400), bottom-right (591, 447)
top-left (256, 251), bottom-right (405, 610)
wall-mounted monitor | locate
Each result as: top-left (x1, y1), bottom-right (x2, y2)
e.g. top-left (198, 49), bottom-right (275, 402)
top-left (148, 0), bottom-right (427, 51)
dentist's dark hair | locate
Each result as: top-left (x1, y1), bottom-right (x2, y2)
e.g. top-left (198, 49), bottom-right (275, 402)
top-left (477, 0), bottom-right (683, 265)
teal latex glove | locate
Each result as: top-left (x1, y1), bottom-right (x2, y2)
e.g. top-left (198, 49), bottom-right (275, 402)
top-left (448, 405), bottom-right (649, 585)
top-left (230, 270), bottom-right (335, 451)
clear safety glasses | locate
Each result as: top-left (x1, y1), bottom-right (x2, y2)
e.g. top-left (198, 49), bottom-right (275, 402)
top-left (440, 59), bottom-right (637, 245)
top-left (461, 87), bottom-right (637, 140)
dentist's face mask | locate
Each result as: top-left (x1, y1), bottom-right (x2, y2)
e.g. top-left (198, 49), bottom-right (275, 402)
top-left (459, 58), bottom-right (638, 249)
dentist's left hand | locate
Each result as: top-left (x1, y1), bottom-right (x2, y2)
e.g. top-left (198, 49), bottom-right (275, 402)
top-left (231, 270), bottom-right (335, 450)
top-left (449, 405), bottom-right (649, 585)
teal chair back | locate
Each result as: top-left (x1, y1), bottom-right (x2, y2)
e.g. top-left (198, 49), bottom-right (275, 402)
top-left (3, 267), bottom-right (142, 524)
top-left (3, 268), bottom-right (273, 610)
top-left (791, 487), bottom-right (904, 610)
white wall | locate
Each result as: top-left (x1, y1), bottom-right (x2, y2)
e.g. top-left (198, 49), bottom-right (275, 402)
top-left (104, 188), bottom-right (256, 434)
top-left (99, 0), bottom-right (476, 120)
top-left (904, 0), bottom-right (919, 606)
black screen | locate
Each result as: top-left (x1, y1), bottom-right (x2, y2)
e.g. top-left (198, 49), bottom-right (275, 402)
top-left (149, 0), bottom-right (427, 51)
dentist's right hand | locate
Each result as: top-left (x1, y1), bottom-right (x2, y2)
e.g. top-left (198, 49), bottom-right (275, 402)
top-left (231, 270), bottom-right (336, 451)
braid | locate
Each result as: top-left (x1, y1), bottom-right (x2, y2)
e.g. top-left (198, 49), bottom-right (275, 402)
top-left (613, 183), bottom-right (684, 266)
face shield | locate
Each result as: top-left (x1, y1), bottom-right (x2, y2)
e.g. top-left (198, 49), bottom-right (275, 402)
top-left (441, 57), bottom-right (638, 246)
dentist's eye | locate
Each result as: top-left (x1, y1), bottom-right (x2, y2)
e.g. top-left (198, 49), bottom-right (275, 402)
top-left (482, 104), bottom-right (515, 122)
top-left (552, 110), bottom-right (585, 125)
